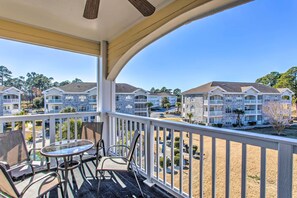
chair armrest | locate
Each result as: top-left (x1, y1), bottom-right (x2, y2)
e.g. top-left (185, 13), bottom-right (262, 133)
top-left (107, 145), bottom-right (130, 156)
top-left (0, 161), bottom-right (10, 170)
top-left (96, 139), bottom-right (104, 148)
top-left (20, 172), bottom-right (63, 197)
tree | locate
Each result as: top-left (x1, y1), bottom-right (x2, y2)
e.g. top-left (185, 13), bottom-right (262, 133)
top-left (160, 87), bottom-right (167, 93)
top-left (60, 107), bottom-right (76, 113)
top-left (256, 71), bottom-right (281, 87)
top-left (161, 97), bottom-right (169, 108)
top-left (72, 78), bottom-right (83, 83)
top-left (59, 80), bottom-right (71, 86)
top-left (4, 76), bottom-right (25, 90)
top-left (187, 112), bottom-right (193, 123)
top-left (175, 102), bottom-right (182, 113)
top-left (233, 109), bottom-right (245, 127)
top-left (146, 102), bottom-right (153, 117)
top-left (263, 102), bottom-right (291, 135)
top-left (33, 96), bottom-right (44, 109)
top-left (150, 87), bottom-right (155, 93)
top-left (0, 65), bottom-right (12, 85)
top-left (173, 88), bottom-right (182, 102)
top-left (164, 103), bottom-right (171, 111)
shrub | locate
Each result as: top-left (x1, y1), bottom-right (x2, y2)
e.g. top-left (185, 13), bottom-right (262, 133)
top-left (212, 124), bottom-right (217, 127)
top-left (174, 141), bottom-right (180, 148)
top-left (160, 157), bottom-right (171, 168)
top-left (248, 121), bottom-right (257, 126)
top-left (27, 135), bottom-right (33, 143)
top-left (217, 123), bottom-right (223, 128)
top-left (174, 149), bottom-right (180, 156)
top-left (174, 137), bottom-right (180, 142)
top-left (198, 122), bottom-right (206, 126)
top-left (232, 123), bottom-right (238, 127)
top-left (192, 145), bottom-right (198, 154)
top-left (174, 156), bottom-right (180, 166)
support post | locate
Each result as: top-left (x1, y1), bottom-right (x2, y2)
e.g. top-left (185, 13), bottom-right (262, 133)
top-left (144, 121), bottom-right (155, 187)
top-left (49, 116), bottom-right (56, 144)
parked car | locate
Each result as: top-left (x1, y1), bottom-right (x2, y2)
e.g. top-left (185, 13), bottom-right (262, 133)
top-left (159, 113), bottom-right (165, 118)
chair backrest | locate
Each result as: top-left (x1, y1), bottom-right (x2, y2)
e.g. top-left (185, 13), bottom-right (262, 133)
top-left (0, 163), bottom-right (19, 198)
top-left (80, 122), bottom-right (104, 144)
top-left (127, 130), bottom-right (140, 162)
top-left (0, 130), bottom-right (30, 168)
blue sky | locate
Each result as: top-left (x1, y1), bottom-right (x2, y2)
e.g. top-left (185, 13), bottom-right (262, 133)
top-left (1, 0), bottom-right (297, 91)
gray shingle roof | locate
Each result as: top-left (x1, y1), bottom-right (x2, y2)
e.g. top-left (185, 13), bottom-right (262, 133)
top-left (182, 81), bottom-right (280, 95)
top-left (150, 92), bottom-right (175, 97)
top-left (58, 83), bottom-right (96, 92)
top-left (116, 83), bottom-right (139, 93)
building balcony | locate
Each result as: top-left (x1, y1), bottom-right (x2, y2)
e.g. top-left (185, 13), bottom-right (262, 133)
top-left (0, 111), bottom-right (297, 197)
top-left (135, 108), bottom-right (148, 112)
top-left (245, 110), bottom-right (257, 114)
top-left (48, 109), bottom-right (61, 113)
top-left (3, 99), bottom-right (19, 103)
top-left (282, 100), bottom-right (291, 104)
top-left (135, 99), bottom-right (147, 103)
top-left (46, 99), bottom-right (63, 103)
top-left (204, 100), bottom-right (224, 105)
top-left (244, 100), bottom-right (256, 104)
top-left (204, 110), bottom-right (223, 116)
top-left (89, 99), bottom-right (97, 103)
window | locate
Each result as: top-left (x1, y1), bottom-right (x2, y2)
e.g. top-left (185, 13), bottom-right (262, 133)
top-left (126, 95), bottom-right (132, 100)
top-left (225, 107), bottom-right (232, 113)
top-left (65, 96), bottom-right (73, 100)
top-left (116, 95), bottom-right (120, 101)
top-left (78, 106), bottom-right (87, 112)
top-left (126, 105), bottom-right (132, 109)
top-left (79, 95), bottom-right (87, 102)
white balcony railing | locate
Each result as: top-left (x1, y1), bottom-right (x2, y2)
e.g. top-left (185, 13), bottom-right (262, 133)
top-left (282, 100), bottom-right (291, 104)
top-left (135, 108), bottom-right (148, 112)
top-left (89, 99), bottom-right (97, 103)
top-left (209, 100), bottom-right (223, 104)
top-left (46, 99), bottom-right (62, 103)
top-left (3, 99), bottom-right (19, 103)
top-left (244, 100), bottom-right (256, 104)
top-left (244, 110), bottom-right (256, 114)
top-left (1, 112), bottom-right (296, 198)
top-left (135, 99), bottom-right (147, 103)
top-left (204, 110), bottom-right (223, 116)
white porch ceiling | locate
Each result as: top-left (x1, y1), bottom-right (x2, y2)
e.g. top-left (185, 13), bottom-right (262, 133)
top-left (0, 0), bottom-right (173, 42)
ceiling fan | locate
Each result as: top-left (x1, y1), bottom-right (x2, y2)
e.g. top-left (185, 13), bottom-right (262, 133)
top-left (83, 0), bottom-right (156, 19)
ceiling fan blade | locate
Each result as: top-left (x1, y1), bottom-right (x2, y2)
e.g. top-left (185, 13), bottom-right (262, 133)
top-left (128, 0), bottom-right (156, 17)
top-left (83, 0), bottom-right (100, 19)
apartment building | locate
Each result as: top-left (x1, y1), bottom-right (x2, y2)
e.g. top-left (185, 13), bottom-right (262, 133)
top-left (43, 83), bottom-right (97, 113)
top-left (116, 83), bottom-right (149, 117)
top-left (182, 81), bottom-right (293, 126)
top-left (148, 92), bottom-right (177, 108)
top-left (0, 86), bottom-right (23, 116)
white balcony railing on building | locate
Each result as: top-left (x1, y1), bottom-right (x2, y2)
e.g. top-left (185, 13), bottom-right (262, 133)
top-left (3, 99), bottom-right (19, 103)
top-left (135, 99), bottom-right (147, 103)
top-left (46, 99), bottom-right (62, 103)
top-left (48, 109), bottom-right (61, 113)
top-left (107, 112), bottom-right (297, 198)
top-left (89, 99), bottom-right (97, 103)
top-left (1, 112), bottom-right (297, 198)
top-left (244, 100), bottom-right (256, 103)
top-left (135, 108), bottom-right (148, 112)
top-left (258, 99), bottom-right (262, 103)
top-left (282, 100), bottom-right (291, 104)
top-left (244, 110), bottom-right (256, 114)
top-left (209, 100), bottom-right (223, 104)
top-left (204, 111), bottom-right (223, 116)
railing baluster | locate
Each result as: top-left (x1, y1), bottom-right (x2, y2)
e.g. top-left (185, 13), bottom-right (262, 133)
top-left (125, 119), bottom-right (128, 148)
top-left (156, 126), bottom-right (160, 181)
top-left (144, 122), bottom-right (148, 172)
top-left (67, 118), bottom-right (70, 140)
top-left (241, 143), bottom-right (246, 198)
top-left (212, 137), bottom-right (216, 198)
top-left (260, 147), bottom-right (266, 198)
top-left (129, 120), bottom-right (132, 144)
top-left (277, 144), bottom-right (293, 198)
top-left (200, 135), bottom-right (204, 198)
top-left (139, 122), bottom-right (143, 170)
top-left (179, 130), bottom-right (183, 194)
top-left (42, 119), bottom-right (45, 147)
top-left (59, 118), bottom-right (62, 141)
top-left (32, 120), bottom-right (36, 160)
top-left (163, 127), bottom-right (167, 185)
top-left (75, 117), bottom-right (78, 140)
top-left (22, 121), bottom-right (26, 138)
top-left (134, 121), bottom-right (137, 165)
top-left (189, 132), bottom-right (193, 197)
top-left (226, 140), bottom-right (230, 198)
top-left (12, 121), bottom-right (15, 130)
top-left (170, 129), bottom-right (174, 189)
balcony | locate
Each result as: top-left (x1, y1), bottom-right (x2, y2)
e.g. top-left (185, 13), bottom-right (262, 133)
top-left (204, 100), bottom-right (223, 105)
top-left (244, 110), bottom-right (256, 114)
top-left (48, 109), bottom-right (61, 113)
top-left (135, 108), bottom-right (148, 112)
top-left (282, 100), bottom-right (291, 104)
top-left (204, 110), bottom-right (223, 116)
top-left (244, 100), bottom-right (256, 104)
top-left (2, 111), bottom-right (296, 197)
top-left (89, 99), bottom-right (97, 103)
top-left (3, 99), bottom-right (19, 103)
top-left (135, 99), bottom-right (147, 103)
top-left (47, 99), bottom-right (62, 103)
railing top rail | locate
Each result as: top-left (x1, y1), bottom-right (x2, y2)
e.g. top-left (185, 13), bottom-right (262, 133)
top-left (0, 111), bottom-right (100, 122)
top-left (107, 112), bottom-right (297, 147)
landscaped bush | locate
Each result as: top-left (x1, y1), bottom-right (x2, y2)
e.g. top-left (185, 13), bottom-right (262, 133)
top-left (232, 123), bottom-right (238, 127)
top-left (248, 121), bottom-right (257, 126)
top-left (160, 157), bottom-right (171, 168)
top-left (193, 145), bottom-right (198, 154)
top-left (174, 148), bottom-right (180, 156)
top-left (174, 141), bottom-right (180, 148)
top-left (174, 156), bottom-right (180, 166)
top-left (217, 123), bottom-right (223, 128)
top-left (198, 122), bottom-right (206, 126)
top-left (174, 137), bottom-right (180, 142)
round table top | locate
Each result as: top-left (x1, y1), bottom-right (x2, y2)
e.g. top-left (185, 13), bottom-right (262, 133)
top-left (40, 139), bottom-right (94, 157)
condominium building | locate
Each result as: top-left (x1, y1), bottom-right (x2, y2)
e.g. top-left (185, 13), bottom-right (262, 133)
top-left (116, 83), bottom-right (149, 117)
top-left (0, 86), bottom-right (23, 116)
top-left (182, 81), bottom-right (293, 126)
top-left (43, 83), bottom-right (97, 113)
top-left (148, 92), bottom-right (177, 108)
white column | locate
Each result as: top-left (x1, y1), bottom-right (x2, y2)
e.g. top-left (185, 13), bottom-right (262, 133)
top-left (44, 93), bottom-right (47, 113)
top-left (18, 92), bottom-right (21, 111)
top-left (207, 94), bottom-right (210, 125)
top-left (98, 41), bottom-right (115, 149)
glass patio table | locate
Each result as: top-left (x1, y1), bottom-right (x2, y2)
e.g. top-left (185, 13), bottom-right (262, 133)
top-left (40, 139), bottom-right (94, 197)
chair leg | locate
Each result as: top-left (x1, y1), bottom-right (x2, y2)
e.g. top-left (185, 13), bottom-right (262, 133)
top-left (97, 171), bottom-right (103, 197)
top-left (60, 184), bottom-right (65, 198)
top-left (132, 169), bottom-right (144, 198)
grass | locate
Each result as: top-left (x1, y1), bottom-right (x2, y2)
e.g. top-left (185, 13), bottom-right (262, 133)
top-left (241, 125), bottom-right (297, 139)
